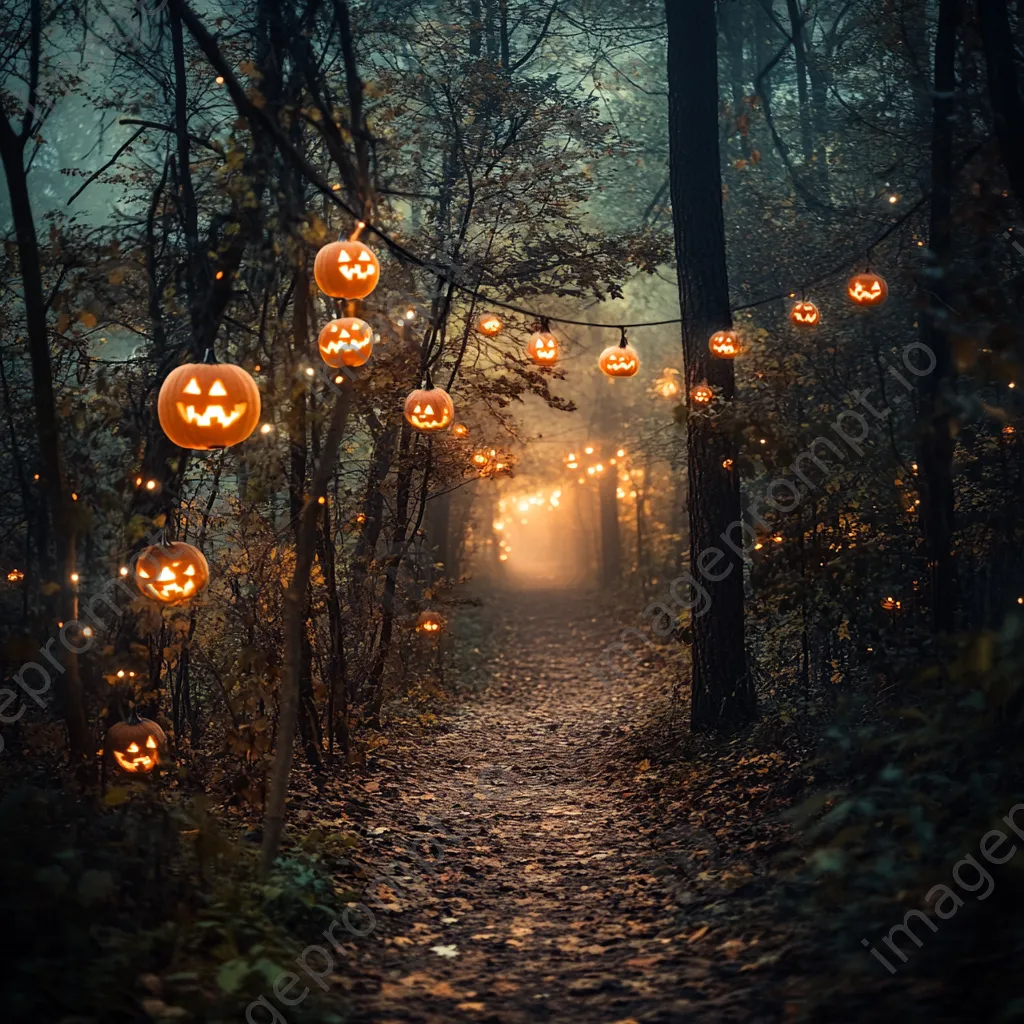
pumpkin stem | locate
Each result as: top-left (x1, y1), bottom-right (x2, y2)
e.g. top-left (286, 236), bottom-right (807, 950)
top-left (618, 326), bottom-right (628, 349)
top-left (201, 347), bottom-right (215, 364)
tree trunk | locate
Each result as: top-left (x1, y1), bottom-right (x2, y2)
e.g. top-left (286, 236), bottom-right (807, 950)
top-left (980, 0), bottom-right (1024, 218)
top-left (599, 454), bottom-right (621, 587)
top-left (916, 0), bottom-right (960, 633)
top-left (665, 0), bottom-right (754, 733)
top-left (261, 384), bottom-right (351, 877)
top-left (0, 113), bottom-right (89, 768)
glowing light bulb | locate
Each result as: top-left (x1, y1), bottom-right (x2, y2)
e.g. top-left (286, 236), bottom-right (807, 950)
top-left (215, 75), bottom-right (225, 85)
top-left (305, 367), bottom-right (315, 377)
top-left (587, 466), bottom-right (596, 476)
top-left (584, 446), bottom-right (594, 455)
top-left (120, 567), bottom-right (129, 576)
top-left (260, 423), bottom-right (273, 434)
top-left (616, 449), bottom-right (625, 458)
top-left (145, 479), bottom-right (157, 491)
top-left (70, 572), bottom-right (80, 583)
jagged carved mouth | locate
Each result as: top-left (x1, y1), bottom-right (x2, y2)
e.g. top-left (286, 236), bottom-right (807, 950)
top-left (176, 402), bottom-right (248, 428)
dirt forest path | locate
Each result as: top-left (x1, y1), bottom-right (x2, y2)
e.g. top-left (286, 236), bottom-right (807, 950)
top-left (336, 589), bottom-right (784, 1024)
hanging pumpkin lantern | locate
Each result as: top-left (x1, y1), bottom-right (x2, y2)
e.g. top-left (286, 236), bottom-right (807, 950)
top-left (708, 329), bottom-right (741, 358)
top-left (847, 272), bottom-right (888, 306)
top-left (158, 361), bottom-right (261, 450)
top-left (134, 542), bottom-right (210, 604)
top-left (415, 610), bottom-right (444, 634)
top-left (880, 596), bottom-right (900, 612)
top-left (105, 712), bottom-right (168, 775)
top-left (599, 331), bottom-right (640, 377)
top-left (477, 313), bottom-right (503, 337)
top-left (318, 317), bottom-right (374, 367)
top-left (790, 300), bottom-right (820, 326)
top-left (404, 385), bottom-right (455, 433)
top-left (526, 329), bottom-right (559, 366)
top-left (690, 382), bottom-right (713, 405)
top-left (314, 240), bottom-right (380, 300)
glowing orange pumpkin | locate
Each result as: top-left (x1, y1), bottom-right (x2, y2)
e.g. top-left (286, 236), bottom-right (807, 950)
top-left (158, 362), bottom-right (261, 450)
top-left (105, 712), bottom-right (168, 775)
top-left (452, 423), bottom-right (469, 438)
top-left (708, 330), bottom-right (741, 358)
top-left (314, 240), bottom-right (380, 300)
top-left (526, 330), bottom-right (559, 365)
top-left (847, 273), bottom-right (888, 306)
top-left (790, 300), bottom-right (820, 326)
top-left (318, 317), bottom-right (374, 367)
top-left (134, 542), bottom-right (209, 604)
top-left (404, 386), bottom-right (454, 433)
top-left (599, 341), bottom-right (640, 377)
top-left (690, 382), bottom-right (713, 405)
top-left (415, 610), bottom-right (444, 634)
top-left (477, 314), bottom-right (503, 337)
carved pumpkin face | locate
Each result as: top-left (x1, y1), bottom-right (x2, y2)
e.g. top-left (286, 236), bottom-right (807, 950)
top-left (313, 240), bottom-right (380, 300)
top-left (134, 542), bottom-right (210, 604)
top-left (158, 363), bottom-right (261, 450)
top-left (318, 317), bottom-right (374, 367)
top-left (477, 314), bottom-right (503, 337)
top-left (106, 715), bottom-right (167, 775)
top-left (599, 343), bottom-right (640, 377)
top-left (690, 383), bottom-right (713, 405)
top-left (416, 610), bottom-right (444, 634)
top-left (404, 387), bottom-right (455, 433)
top-left (847, 273), bottom-right (888, 306)
top-left (709, 330), bottom-right (741, 358)
top-left (790, 300), bottom-right (820, 326)
top-left (526, 331), bottom-right (559, 365)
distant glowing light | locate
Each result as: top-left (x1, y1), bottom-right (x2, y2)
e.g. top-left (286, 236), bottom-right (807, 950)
top-left (260, 423), bottom-right (273, 434)
top-left (616, 449), bottom-right (625, 458)
top-left (70, 572), bottom-right (80, 583)
top-left (584, 446), bottom-right (594, 455)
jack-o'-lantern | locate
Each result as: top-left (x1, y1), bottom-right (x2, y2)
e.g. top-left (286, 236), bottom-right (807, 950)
top-left (790, 300), bottom-right (820, 326)
top-left (415, 610), bottom-right (444, 634)
top-left (404, 386), bottom-right (455, 433)
top-left (847, 272), bottom-right (888, 306)
top-left (134, 542), bottom-right (209, 604)
top-left (318, 317), bottom-right (374, 367)
top-left (527, 330), bottom-right (559, 366)
top-left (690, 382), bottom-right (713, 405)
top-left (158, 362), bottom-right (261, 450)
top-left (477, 314), bottom-right (503, 337)
top-left (880, 595), bottom-right (900, 612)
top-left (452, 423), bottom-right (469, 438)
top-left (599, 338), bottom-right (640, 377)
top-left (314, 240), bottom-right (380, 300)
top-left (105, 712), bottom-right (168, 775)
top-left (709, 330), bottom-right (741, 358)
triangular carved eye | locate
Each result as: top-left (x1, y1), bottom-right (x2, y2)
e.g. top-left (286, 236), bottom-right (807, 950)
top-left (184, 378), bottom-right (202, 395)
top-left (340, 330), bottom-right (351, 339)
top-left (127, 742), bottom-right (140, 753)
top-left (414, 404), bottom-right (423, 414)
top-left (424, 405), bottom-right (434, 416)
top-left (138, 567), bottom-right (150, 579)
top-left (146, 736), bottom-right (158, 749)
top-left (184, 565), bottom-right (195, 576)
top-left (338, 250), bottom-right (351, 262)
top-left (158, 568), bottom-right (175, 581)
top-left (209, 380), bottom-right (228, 397)
top-left (358, 251), bottom-right (373, 262)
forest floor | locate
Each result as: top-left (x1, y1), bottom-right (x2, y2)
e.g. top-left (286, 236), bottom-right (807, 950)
top-left (322, 587), bottom-right (814, 1024)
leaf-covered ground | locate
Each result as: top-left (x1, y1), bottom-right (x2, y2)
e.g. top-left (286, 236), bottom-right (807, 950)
top-left (322, 588), bottom-right (810, 1023)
